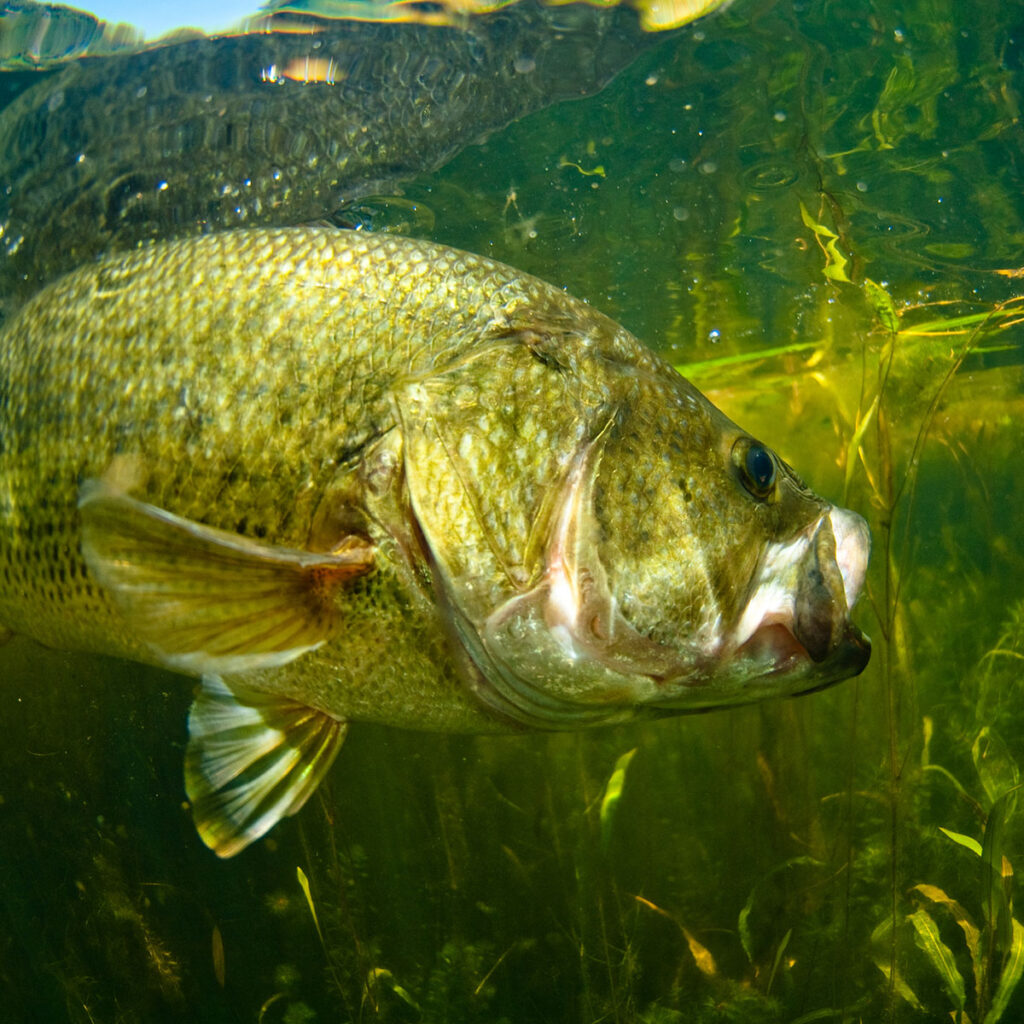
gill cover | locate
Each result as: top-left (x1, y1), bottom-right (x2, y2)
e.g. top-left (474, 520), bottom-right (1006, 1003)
top-left (396, 328), bottom-right (692, 728)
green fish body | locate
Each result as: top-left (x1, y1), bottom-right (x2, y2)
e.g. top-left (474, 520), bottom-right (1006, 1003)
top-left (0, 227), bottom-right (870, 855)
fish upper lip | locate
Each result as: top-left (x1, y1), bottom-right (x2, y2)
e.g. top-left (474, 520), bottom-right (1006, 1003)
top-left (829, 507), bottom-right (871, 610)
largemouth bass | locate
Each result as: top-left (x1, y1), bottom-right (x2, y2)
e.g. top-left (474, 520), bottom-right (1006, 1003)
top-left (0, 1), bottom-right (658, 316)
top-left (0, 228), bottom-right (870, 857)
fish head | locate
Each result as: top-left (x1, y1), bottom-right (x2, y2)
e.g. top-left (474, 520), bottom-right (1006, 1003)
top-left (583, 374), bottom-right (872, 712)
top-left (400, 327), bottom-right (870, 729)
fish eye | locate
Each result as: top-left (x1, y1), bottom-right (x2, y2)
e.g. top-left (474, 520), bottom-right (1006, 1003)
top-left (732, 438), bottom-right (777, 500)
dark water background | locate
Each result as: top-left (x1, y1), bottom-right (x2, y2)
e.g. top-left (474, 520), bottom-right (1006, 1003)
top-left (2, 0), bottom-right (1024, 1021)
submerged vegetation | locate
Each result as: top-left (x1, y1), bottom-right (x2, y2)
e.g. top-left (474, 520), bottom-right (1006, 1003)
top-left (2, 0), bottom-right (1024, 1020)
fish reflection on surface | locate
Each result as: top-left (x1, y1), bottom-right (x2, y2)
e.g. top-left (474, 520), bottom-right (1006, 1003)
top-left (0, 1), bottom-right (663, 313)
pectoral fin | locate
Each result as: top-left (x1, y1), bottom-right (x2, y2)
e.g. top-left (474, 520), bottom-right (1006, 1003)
top-left (185, 675), bottom-right (347, 858)
top-left (79, 482), bottom-right (374, 674)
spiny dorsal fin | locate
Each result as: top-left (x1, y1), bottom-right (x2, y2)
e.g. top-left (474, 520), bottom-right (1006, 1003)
top-left (79, 481), bottom-right (374, 675)
top-left (185, 675), bottom-right (348, 858)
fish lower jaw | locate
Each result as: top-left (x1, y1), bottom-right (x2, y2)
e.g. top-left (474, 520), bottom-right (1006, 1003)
top-left (730, 571), bottom-right (805, 665)
top-left (712, 610), bottom-right (872, 699)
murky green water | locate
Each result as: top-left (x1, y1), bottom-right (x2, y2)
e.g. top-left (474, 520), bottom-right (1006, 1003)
top-left (2, 0), bottom-right (1024, 1021)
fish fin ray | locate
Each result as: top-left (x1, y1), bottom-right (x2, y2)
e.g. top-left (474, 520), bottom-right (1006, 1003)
top-left (185, 675), bottom-right (347, 858)
top-left (79, 482), bottom-right (374, 674)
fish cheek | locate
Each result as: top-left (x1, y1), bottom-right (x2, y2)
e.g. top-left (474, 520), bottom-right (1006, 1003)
top-left (591, 440), bottom-right (715, 651)
top-left (647, 453), bottom-right (770, 647)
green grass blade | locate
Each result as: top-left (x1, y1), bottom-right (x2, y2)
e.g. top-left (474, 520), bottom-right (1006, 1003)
top-left (800, 201), bottom-right (851, 282)
top-left (982, 789), bottom-right (1021, 948)
top-left (908, 908), bottom-right (966, 1010)
top-left (874, 959), bottom-right (924, 1012)
top-left (738, 888), bottom-right (756, 964)
top-left (871, 916), bottom-right (924, 1012)
top-left (925, 764), bottom-right (982, 809)
top-left (365, 967), bottom-right (421, 1013)
top-left (766, 927), bottom-right (792, 995)
top-left (672, 339), bottom-right (820, 377)
top-left (911, 883), bottom-right (982, 996)
top-left (940, 827), bottom-right (983, 857)
top-left (983, 919), bottom-right (1024, 1024)
top-left (600, 747), bottom-right (637, 849)
top-left (296, 865), bottom-right (325, 948)
top-left (844, 392), bottom-right (879, 498)
top-left (973, 728), bottom-right (1021, 810)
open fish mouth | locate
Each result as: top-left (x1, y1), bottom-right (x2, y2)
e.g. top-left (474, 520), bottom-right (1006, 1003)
top-left (728, 507), bottom-right (871, 686)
